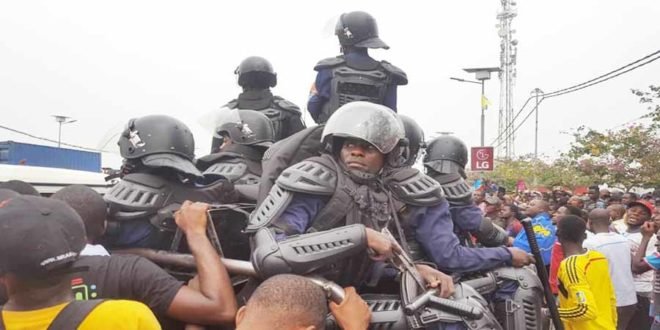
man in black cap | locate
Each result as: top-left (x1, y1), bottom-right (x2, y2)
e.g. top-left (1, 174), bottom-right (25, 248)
top-left (0, 195), bottom-right (160, 329)
top-left (307, 11), bottom-right (407, 124)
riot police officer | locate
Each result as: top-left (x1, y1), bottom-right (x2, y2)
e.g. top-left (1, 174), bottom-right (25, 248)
top-left (224, 56), bottom-right (305, 141)
top-left (307, 11), bottom-right (408, 124)
top-left (104, 115), bottom-right (236, 250)
top-left (197, 109), bottom-right (275, 188)
top-left (398, 114), bottom-right (425, 167)
top-left (248, 102), bottom-right (511, 329)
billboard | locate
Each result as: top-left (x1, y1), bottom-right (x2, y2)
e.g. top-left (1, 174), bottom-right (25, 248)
top-left (470, 147), bottom-right (494, 171)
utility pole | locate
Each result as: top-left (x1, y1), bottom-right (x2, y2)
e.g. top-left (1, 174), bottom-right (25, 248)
top-left (452, 67), bottom-right (500, 146)
top-left (531, 88), bottom-right (544, 158)
top-left (53, 115), bottom-right (77, 148)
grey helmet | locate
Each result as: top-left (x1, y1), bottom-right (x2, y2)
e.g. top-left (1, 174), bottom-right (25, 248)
top-left (235, 56), bottom-right (277, 89)
top-left (399, 114), bottom-right (425, 167)
top-left (322, 101), bottom-right (404, 155)
top-left (118, 115), bottom-right (201, 177)
top-left (423, 135), bottom-right (468, 177)
top-left (211, 108), bottom-right (275, 153)
top-left (335, 11), bottom-right (389, 50)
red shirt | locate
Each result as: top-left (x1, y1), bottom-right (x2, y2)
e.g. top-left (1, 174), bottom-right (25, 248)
top-left (549, 241), bottom-right (563, 294)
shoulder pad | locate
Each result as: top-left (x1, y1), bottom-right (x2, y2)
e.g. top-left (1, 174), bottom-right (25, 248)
top-left (380, 61), bottom-right (408, 85)
top-left (385, 168), bottom-right (444, 206)
top-left (272, 97), bottom-right (302, 113)
top-left (276, 159), bottom-right (336, 195)
top-left (104, 173), bottom-right (170, 212)
top-left (223, 99), bottom-right (239, 109)
top-left (313, 56), bottom-right (346, 71)
top-left (203, 162), bottom-right (248, 183)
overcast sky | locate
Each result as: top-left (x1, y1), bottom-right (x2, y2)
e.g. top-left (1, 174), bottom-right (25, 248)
top-left (1, 0), bottom-right (659, 168)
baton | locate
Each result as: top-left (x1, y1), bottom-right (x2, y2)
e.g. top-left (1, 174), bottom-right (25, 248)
top-left (521, 218), bottom-right (563, 330)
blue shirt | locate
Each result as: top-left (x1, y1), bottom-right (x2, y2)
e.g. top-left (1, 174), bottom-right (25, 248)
top-left (272, 193), bottom-right (512, 274)
top-left (513, 212), bottom-right (556, 265)
top-left (307, 50), bottom-right (398, 123)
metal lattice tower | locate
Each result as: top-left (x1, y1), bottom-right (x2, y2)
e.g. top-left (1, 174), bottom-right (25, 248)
top-left (496, 0), bottom-right (518, 158)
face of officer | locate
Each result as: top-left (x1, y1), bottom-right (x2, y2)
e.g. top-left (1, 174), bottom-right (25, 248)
top-left (339, 138), bottom-right (384, 174)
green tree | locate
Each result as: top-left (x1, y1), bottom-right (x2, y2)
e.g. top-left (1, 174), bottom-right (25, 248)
top-left (564, 85), bottom-right (660, 190)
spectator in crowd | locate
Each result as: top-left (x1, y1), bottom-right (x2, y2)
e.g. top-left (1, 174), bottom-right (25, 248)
top-left (497, 187), bottom-right (506, 200)
top-left (549, 205), bottom-right (584, 295)
top-left (609, 204), bottom-right (627, 229)
top-left (585, 185), bottom-right (606, 211)
top-left (0, 199), bottom-right (241, 328)
top-left (600, 188), bottom-right (611, 204)
top-left (608, 193), bottom-right (622, 206)
top-left (52, 185), bottom-right (109, 256)
top-left (622, 192), bottom-right (637, 208)
top-left (631, 217), bottom-right (660, 330)
top-left (73, 201), bottom-right (238, 327)
top-left (0, 180), bottom-right (40, 196)
top-left (513, 199), bottom-right (556, 268)
top-left (473, 190), bottom-right (486, 214)
top-left (615, 199), bottom-right (657, 330)
top-left (584, 209), bottom-right (637, 330)
top-left (235, 274), bottom-right (370, 330)
top-left (568, 196), bottom-right (585, 210)
top-left (0, 195), bottom-right (160, 329)
top-left (500, 203), bottom-right (522, 237)
top-left (483, 195), bottom-right (503, 227)
top-left (556, 215), bottom-right (617, 329)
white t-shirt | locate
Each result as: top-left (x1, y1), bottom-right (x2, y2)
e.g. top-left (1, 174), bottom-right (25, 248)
top-left (613, 222), bottom-right (657, 294)
top-left (584, 232), bottom-right (638, 306)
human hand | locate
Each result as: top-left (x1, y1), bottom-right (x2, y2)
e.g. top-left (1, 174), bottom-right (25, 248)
top-left (508, 247), bottom-right (535, 267)
top-left (329, 287), bottom-right (371, 330)
top-left (641, 221), bottom-right (655, 238)
top-left (175, 201), bottom-right (210, 236)
top-left (415, 264), bottom-right (455, 298)
top-left (365, 228), bottom-right (401, 261)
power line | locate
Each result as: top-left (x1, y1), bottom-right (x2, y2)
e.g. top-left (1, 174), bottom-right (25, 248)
top-left (489, 95), bottom-right (533, 145)
top-left (492, 49), bottom-right (660, 149)
top-left (544, 49), bottom-right (660, 97)
top-left (544, 53), bottom-right (660, 99)
top-left (0, 124), bottom-right (104, 152)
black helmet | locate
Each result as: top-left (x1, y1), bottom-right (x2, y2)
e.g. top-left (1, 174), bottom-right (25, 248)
top-left (235, 56), bottom-right (277, 89)
top-left (211, 108), bottom-right (275, 152)
top-left (118, 115), bottom-right (201, 177)
top-left (423, 135), bottom-right (468, 176)
top-left (335, 11), bottom-right (389, 50)
top-left (399, 114), bottom-right (425, 167)
top-left (322, 101), bottom-right (403, 154)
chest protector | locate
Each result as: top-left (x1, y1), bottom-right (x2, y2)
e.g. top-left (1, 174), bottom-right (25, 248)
top-left (227, 92), bottom-right (301, 141)
top-left (104, 172), bottom-right (238, 250)
top-left (249, 153), bottom-right (443, 285)
top-left (314, 56), bottom-right (407, 124)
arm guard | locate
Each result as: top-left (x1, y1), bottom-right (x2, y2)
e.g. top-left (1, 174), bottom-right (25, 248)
top-left (251, 224), bottom-right (368, 278)
top-left (474, 217), bottom-right (509, 247)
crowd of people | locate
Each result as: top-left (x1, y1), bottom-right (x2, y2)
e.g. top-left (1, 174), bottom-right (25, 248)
top-left (474, 183), bottom-right (660, 330)
top-left (0, 8), bottom-right (658, 330)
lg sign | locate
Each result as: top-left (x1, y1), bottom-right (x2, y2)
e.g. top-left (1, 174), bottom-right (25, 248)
top-left (471, 147), bottom-right (494, 171)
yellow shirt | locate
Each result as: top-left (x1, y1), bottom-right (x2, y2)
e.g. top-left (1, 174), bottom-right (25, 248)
top-left (557, 250), bottom-right (617, 330)
top-left (2, 300), bottom-right (161, 330)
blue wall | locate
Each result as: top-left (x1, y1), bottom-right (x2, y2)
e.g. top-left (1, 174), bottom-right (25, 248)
top-left (0, 141), bottom-right (101, 172)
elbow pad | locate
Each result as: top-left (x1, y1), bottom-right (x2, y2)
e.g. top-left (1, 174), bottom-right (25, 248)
top-left (432, 173), bottom-right (473, 206)
top-left (474, 217), bottom-right (509, 247)
top-left (251, 224), bottom-right (368, 278)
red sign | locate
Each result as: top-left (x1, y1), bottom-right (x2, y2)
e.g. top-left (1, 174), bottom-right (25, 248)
top-left (470, 147), bottom-right (494, 171)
